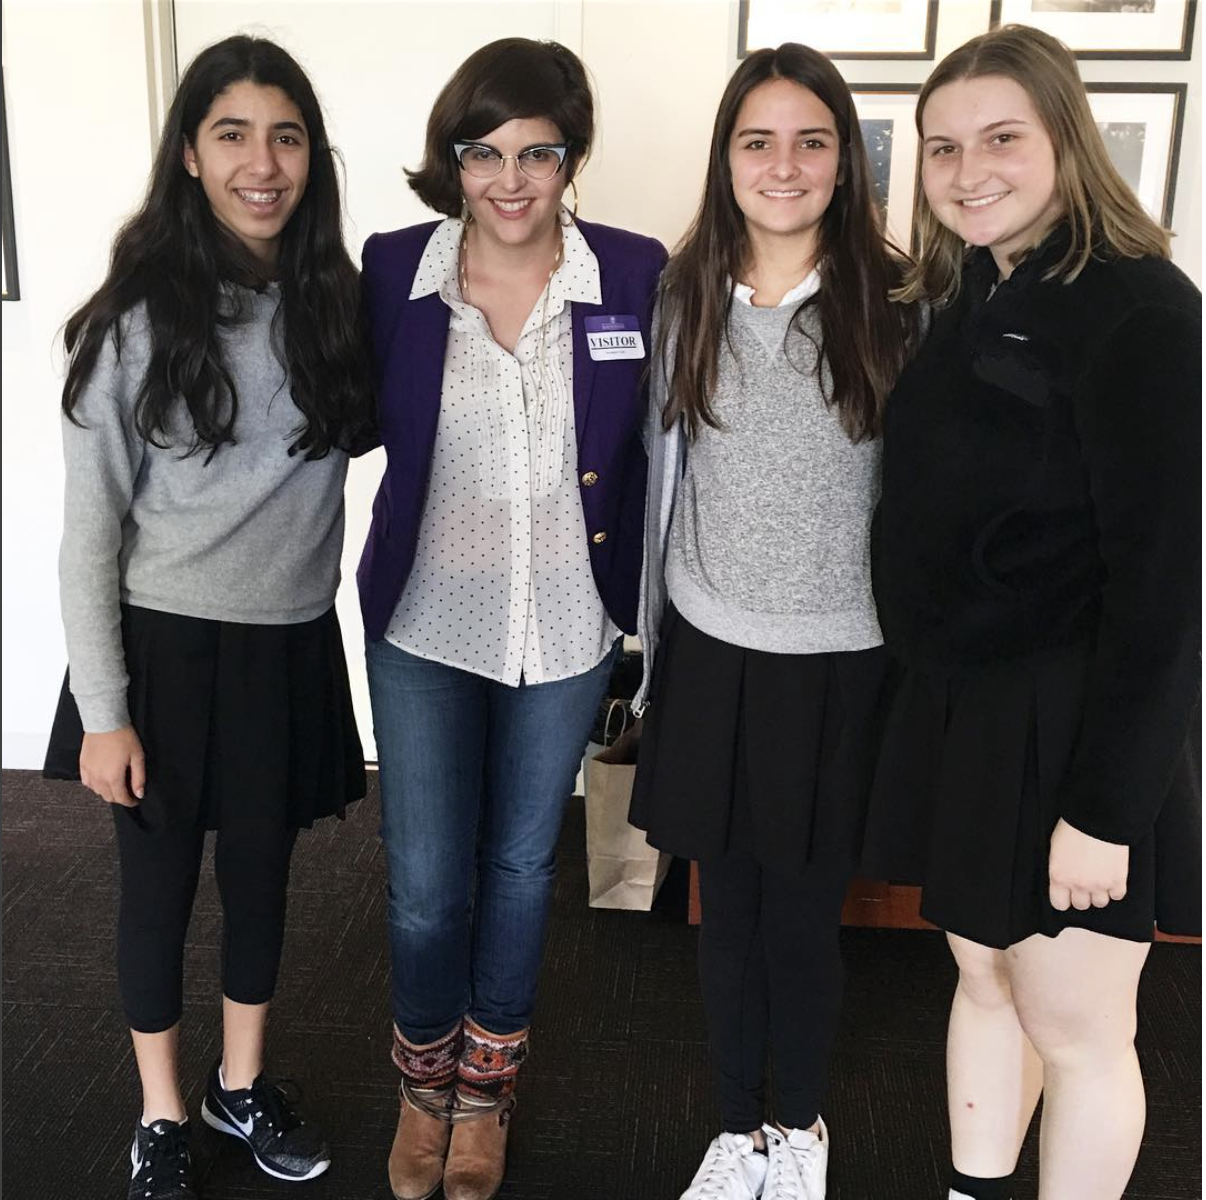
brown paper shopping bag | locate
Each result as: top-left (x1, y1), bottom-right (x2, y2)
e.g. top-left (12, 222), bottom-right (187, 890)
top-left (584, 709), bottom-right (671, 910)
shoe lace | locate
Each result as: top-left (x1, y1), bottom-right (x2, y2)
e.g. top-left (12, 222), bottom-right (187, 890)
top-left (137, 1124), bottom-right (191, 1191)
top-left (691, 1138), bottom-right (753, 1199)
top-left (770, 1165), bottom-right (805, 1200)
top-left (766, 1131), bottom-right (820, 1200)
top-left (246, 1077), bottom-right (303, 1137)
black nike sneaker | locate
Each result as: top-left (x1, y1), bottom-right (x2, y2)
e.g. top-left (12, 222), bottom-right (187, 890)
top-left (200, 1060), bottom-right (330, 1181)
top-left (128, 1118), bottom-right (196, 1199)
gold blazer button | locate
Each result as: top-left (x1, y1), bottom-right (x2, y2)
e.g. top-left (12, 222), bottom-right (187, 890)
top-left (592, 531), bottom-right (608, 545)
top-left (581, 471), bottom-right (599, 487)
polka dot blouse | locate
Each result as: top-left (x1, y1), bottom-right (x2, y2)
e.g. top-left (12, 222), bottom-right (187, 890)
top-left (384, 215), bottom-right (619, 686)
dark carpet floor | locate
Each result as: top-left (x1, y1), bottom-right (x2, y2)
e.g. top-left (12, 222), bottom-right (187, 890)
top-left (3, 769), bottom-right (1200, 1200)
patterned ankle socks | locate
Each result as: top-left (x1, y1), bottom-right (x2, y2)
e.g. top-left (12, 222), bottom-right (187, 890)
top-left (392, 1016), bottom-right (529, 1104)
top-left (456, 1016), bottom-right (529, 1103)
top-left (392, 1021), bottom-right (462, 1090)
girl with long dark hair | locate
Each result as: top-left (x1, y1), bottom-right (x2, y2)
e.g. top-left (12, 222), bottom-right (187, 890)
top-left (864, 25), bottom-right (1199, 1200)
top-left (357, 38), bottom-right (664, 1200)
top-left (45, 35), bottom-right (372, 1200)
top-left (629, 43), bottom-right (918, 1200)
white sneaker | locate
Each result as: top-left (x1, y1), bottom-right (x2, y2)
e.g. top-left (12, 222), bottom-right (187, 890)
top-left (762, 1117), bottom-right (829, 1200)
top-left (679, 1131), bottom-right (769, 1199)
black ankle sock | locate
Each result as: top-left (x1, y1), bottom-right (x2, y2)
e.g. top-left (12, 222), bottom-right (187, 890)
top-left (951, 1167), bottom-right (1014, 1199)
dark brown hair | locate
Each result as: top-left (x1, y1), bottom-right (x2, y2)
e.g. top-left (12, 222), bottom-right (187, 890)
top-left (898, 24), bottom-right (1170, 306)
top-left (62, 35), bottom-right (373, 461)
top-left (659, 43), bottom-right (917, 442)
top-left (407, 38), bottom-right (594, 216)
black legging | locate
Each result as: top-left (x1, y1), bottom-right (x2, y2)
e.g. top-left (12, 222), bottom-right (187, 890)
top-left (697, 836), bottom-right (852, 1133)
top-left (112, 806), bottom-right (298, 1033)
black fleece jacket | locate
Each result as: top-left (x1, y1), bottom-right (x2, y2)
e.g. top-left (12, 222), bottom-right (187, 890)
top-left (873, 229), bottom-right (1201, 846)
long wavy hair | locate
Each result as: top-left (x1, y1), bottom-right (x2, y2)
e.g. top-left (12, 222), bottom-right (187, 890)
top-left (659, 43), bottom-right (918, 443)
top-left (62, 35), bottom-right (374, 461)
top-left (897, 24), bottom-right (1171, 307)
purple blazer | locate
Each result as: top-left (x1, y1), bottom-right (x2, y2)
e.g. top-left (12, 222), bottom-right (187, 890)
top-left (356, 218), bottom-right (667, 643)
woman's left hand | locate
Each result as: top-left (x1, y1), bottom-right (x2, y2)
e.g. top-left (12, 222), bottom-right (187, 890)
top-left (1048, 817), bottom-right (1129, 911)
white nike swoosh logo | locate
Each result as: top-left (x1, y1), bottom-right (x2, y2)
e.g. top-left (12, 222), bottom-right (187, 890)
top-left (130, 1144), bottom-right (144, 1177)
top-left (231, 1109), bottom-right (255, 1135)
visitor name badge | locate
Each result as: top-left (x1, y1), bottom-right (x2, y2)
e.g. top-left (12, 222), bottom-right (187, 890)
top-left (585, 315), bottom-right (645, 361)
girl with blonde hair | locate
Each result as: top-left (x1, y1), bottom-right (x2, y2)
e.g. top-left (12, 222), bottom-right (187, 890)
top-left (864, 24), bottom-right (1200, 1200)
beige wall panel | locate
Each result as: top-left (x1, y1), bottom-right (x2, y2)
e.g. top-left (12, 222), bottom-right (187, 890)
top-left (2, 0), bottom-right (156, 766)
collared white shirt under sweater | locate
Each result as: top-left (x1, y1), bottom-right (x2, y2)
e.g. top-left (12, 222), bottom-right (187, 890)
top-left (385, 215), bottom-right (619, 686)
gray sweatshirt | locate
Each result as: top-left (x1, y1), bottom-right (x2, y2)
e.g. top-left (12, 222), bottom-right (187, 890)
top-left (635, 285), bottom-right (881, 710)
top-left (59, 286), bottom-right (349, 732)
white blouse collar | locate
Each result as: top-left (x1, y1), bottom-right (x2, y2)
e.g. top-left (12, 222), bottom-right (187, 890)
top-left (409, 211), bottom-right (601, 306)
top-left (731, 269), bottom-right (821, 309)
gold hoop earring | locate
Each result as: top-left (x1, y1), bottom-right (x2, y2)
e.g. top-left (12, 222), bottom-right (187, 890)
top-left (561, 179), bottom-right (579, 225)
top-left (460, 197), bottom-right (474, 224)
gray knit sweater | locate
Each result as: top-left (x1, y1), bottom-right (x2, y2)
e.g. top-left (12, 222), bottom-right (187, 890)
top-left (635, 286), bottom-right (882, 712)
top-left (59, 287), bottom-right (349, 733)
top-left (664, 292), bottom-right (883, 653)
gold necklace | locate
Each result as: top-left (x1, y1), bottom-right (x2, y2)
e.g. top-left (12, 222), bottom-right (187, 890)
top-left (458, 224), bottom-right (563, 308)
top-left (531, 236), bottom-right (564, 409)
top-left (459, 225), bottom-right (565, 409)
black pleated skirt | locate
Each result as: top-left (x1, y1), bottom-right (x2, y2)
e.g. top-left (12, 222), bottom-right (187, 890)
top-left (861, 644), bottom-right (1201, 948)
top-left (43, 604), bottom-right (366, 832)
top-left (629, 606), bottom-right (892, 875)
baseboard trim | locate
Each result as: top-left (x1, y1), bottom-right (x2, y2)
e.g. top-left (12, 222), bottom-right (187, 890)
top-left (688, 866), bottom-right (1200, 943)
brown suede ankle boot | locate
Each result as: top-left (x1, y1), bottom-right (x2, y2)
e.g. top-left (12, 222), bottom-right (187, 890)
top-left (441, 1098), bottom-right (516, 1200)
top-left (387, 1084), bottom-right (452, 1200)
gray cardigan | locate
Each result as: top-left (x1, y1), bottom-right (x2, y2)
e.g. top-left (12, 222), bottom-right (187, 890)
top-left (634, 293), bottom-right (888, 712)
top-left (633, 315), bottom-right (686, 715)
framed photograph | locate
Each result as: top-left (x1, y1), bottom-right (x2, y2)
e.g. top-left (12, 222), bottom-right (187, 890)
top-left (739, 0), bottom-right (938, 59)
top-left (1, 66), bottom-right (18, 302)
top-left (1085, 84), bottom-right (1186, 226)
top-left (852, 86), bottom-right (921, 250)
top-left (990, 0), bottom-right (1196, 60)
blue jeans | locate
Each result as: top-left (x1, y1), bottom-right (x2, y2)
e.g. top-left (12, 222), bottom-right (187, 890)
top-left (366, 638), bottom-right (617, 1042)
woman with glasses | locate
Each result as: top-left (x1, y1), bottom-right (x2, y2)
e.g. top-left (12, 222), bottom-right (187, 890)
top-left (358, 37), bottom-right (665, 1200)
top-left (629, 44), bottom-right (919, 1200)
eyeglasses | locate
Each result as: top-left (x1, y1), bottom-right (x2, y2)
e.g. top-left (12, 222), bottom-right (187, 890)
top-left (452, 141), bottom-right (569, 181)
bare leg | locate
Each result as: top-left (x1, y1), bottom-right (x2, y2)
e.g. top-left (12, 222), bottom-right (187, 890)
top-left (221, 997), bottom-right (270, 1089)
top-left (946, 933), bottom-right (1044, 1177)
top-left (1007, 928), bottom-right (1149, 1200)
top-left (132, 1026), bottom-right (188, 1124)
top-left (772, 1120), bottom-right (819, 1137)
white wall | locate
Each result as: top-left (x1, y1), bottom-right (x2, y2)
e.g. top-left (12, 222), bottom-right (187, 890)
top-left (1, 0), bottom-right (157, 767)
top-left (3, 0), bottom-right (1201, 766)
top-left (579, 1), bottom-right (735, 244)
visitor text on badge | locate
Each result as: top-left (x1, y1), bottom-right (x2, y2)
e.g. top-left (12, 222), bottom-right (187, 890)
top-left (585, 315), bottom-right (645, 361)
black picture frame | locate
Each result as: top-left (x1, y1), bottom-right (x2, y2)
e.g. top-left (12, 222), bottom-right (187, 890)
top-left (739, 0), bottom-right (939, 60)
top-left (989, 0), bottom-right (1196, 61)
top-left (851, 84), bottom-right (923, 252)
top-left (2, 65), bottom-right (19, 302)
top-left (1085, 82), bottom-right (1187, 226)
